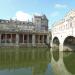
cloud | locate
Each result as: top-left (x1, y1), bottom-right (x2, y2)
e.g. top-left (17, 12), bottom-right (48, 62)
top-left (12, 11), bottom-right (43, 21)
top-left (55, 4), bottom-right (67, 9)
top-left (50, 11), bottom-right (59, 17)
top-left (13, 11), bottom-right (32, 21)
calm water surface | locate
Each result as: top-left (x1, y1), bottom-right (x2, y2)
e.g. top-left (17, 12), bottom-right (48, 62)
top-left (0, 48), bottom-right (75, 75)
top-left (52, 48), bottom-right (75, 75)
top-left (0, 48), bottom-right (54, 75)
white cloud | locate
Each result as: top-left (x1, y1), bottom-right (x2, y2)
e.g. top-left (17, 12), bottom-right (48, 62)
top-left (55, 4), bottom-right (67, 9)
top-left (12, 11), bottom-right (43, 21)
top-left (13, 11), bottom-right (32, 21)
top-left (50, 11), bottom-right (59, 17)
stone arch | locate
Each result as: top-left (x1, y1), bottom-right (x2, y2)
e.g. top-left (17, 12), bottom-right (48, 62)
top-left (52, 37), bottom-right (60, 47)
top-left (63, 36), bottom-right (75, 74)
top-left (63, 36), bottom-right (75, 51)
top-left (52, 37), bottom-right (60, 62)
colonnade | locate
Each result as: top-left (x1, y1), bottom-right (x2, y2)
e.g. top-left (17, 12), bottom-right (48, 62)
top-left (0, 33), bottom-right (49, 47)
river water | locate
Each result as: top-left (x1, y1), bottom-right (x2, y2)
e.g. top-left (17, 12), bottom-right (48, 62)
top-left (0, 47), bottom-right (74, 75)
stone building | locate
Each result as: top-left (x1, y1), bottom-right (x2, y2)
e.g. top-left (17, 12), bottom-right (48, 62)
top-left (52, 10), bottom-right (75, 51)
top-left (0, 15), bottom-right (49, 47)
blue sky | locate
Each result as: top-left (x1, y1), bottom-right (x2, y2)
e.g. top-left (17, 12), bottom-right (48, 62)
top-left (0, 0), bottom-right (75, 29)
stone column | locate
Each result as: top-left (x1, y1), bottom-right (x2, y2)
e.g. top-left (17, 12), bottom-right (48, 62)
top-left (0, 34), bottom-right (1, 46)
top-left (23, 34), bottom-right (24, 44)
top-left (47, 35), bottom-right (49, 44)
top-left (42, 35), bottom-right (44, 47)
top-left (10, 34), bottom-right (12, 43)
top-left (59, 43), bottom-right (63, 51)
top-left (32, 34), bottom-right (35, 47)
top-left (10, 34), bottom-right (12, 46)
top-left (16, 34), bottom-right (19, 46)
top-left (27, 34), bottom-right (29, 46)
top-left (46, 34), bottom-right (50, 47)
top-left (42, 35), bottom-right (44, 43)
top-left (5, 34), bottom-right (7, 46)
top-left (38, 35), bottom-right (40, 43)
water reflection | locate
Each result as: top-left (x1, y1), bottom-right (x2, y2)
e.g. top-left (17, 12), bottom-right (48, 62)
top-left (0, 47), bottom-right (75, 75)
top-left (51, 47), bottom-right (75, 75)
top-left (0, 48), bottom-right (54, 75)
top-left (63, 51), bottom-right (75, 74)
top-left (52, 46), bottom-right (59, 62)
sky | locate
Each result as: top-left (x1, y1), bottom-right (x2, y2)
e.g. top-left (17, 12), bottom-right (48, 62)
top-left (0, 0), bottom-right (75, 29)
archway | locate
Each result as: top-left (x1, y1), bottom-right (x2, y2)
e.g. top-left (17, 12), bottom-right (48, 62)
top-left (52, 37), bottom-right (60, 61)
top-left (63, 36), bottom-right (75, 74)
top-left (63, 36), bottom-right (75, 51)
top-left (52, 37), bottom-right (60, 49)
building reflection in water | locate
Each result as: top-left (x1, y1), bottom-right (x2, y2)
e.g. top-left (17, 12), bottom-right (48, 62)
top-left (51, 47), bottom-right (75, 75)
top-left (0, 48), bottom-right (53, 75)
top-left (0, 47), bottom-right (75, 75)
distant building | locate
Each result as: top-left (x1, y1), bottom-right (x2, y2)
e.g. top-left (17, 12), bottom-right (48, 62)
top-left (32, 15), bottom-right (48, 31)
top-left (0, 15), bottom-right (50, 47)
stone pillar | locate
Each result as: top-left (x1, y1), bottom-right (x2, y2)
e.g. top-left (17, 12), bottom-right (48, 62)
top-left (16, 34), bottom-right (19, 46)
top-left (32, 34), bottom-right (35, 47)
top-left (27, 34), bottom-right (29, 46)
top-left (59, 43), bottom-right (63, 51)
top-left (38, 35), bottom-right (40, 43)
top-left (10, 34), bottom-right (12, 43)
top-left (5, 34), bottom-right (7, 46)
top-left (42, 35), bottom-right (44, 47)
top-left (0, 34), bottom-right (1, 46)
top-left (42, 35), bottom-right (44, 43)
top-left (23, 34), bottom-right (24, 44)
top-left (10, 34), bottom-right (12, 46)
top-left (47, 35), bottom-right (50, 44)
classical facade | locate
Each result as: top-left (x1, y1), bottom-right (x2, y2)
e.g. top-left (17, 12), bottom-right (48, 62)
top-left (0, 15), bottom-right (49, 47)
top-left (52, 10), bottom-right (75, 51)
